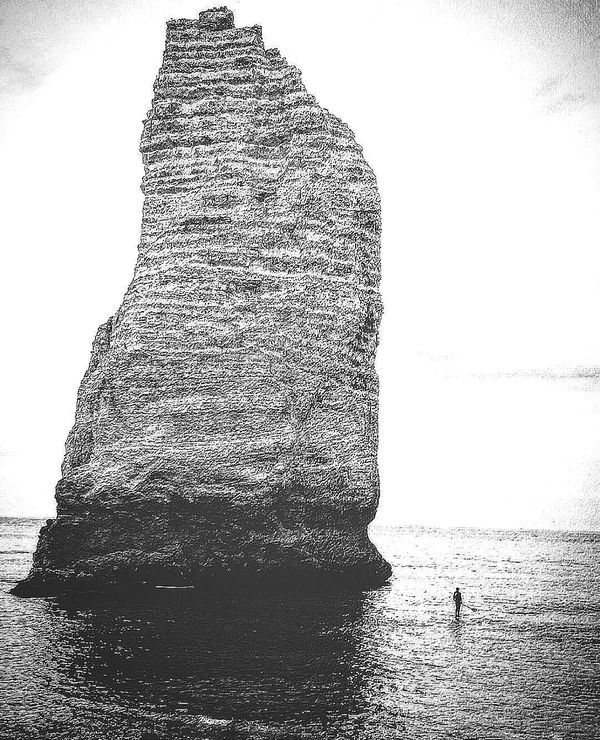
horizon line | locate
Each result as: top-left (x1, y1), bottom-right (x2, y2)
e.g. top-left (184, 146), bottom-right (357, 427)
top-left (1, 514), bottom-right (597, 536)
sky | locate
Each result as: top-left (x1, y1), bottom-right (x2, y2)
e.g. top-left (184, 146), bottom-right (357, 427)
top-left (0, 0), bottom-right (599, 529)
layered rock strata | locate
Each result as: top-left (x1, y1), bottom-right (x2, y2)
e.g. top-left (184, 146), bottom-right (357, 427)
top-left (14, 7), bottom-right (390, 596)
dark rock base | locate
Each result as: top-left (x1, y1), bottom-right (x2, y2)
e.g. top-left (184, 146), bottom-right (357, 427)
top-left (12, 561), bottom-right (391, 597)
top-left (12, 511), bottom-right (391, 597)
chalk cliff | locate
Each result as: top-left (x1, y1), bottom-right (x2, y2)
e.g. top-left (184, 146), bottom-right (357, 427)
top-left (14, 7), bottom-right (390, 595)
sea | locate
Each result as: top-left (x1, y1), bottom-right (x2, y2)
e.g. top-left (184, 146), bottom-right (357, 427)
top-left (1, 518), bottom-right (598, 740)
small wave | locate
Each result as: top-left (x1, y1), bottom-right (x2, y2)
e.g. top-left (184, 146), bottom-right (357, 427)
top-left (0, 551), bottom-right (32, 554)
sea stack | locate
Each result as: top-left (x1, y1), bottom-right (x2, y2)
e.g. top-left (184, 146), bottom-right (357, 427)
top-left (14, 7), bottom-right (390, 595)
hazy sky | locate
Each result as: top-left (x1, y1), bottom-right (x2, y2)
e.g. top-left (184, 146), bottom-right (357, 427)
top-left (1, 0), bottom-right (599, 528)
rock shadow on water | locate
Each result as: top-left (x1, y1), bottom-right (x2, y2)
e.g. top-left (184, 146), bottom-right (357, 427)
top-left (38, 588), bottom-right (387, 737)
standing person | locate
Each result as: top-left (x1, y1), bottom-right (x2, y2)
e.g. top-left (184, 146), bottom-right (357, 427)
top-left (453, 588), bottom-right (463, 617)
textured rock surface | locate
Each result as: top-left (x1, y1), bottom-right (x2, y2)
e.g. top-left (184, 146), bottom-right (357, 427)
top-left (14, 7), bottom-right (390, 595)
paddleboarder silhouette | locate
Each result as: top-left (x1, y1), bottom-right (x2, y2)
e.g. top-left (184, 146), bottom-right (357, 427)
top-left (453, 587), bottom-right (463, 617)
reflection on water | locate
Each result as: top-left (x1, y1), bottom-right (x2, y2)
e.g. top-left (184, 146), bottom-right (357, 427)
top-left (1, 519), bottom-right (599, 739)
top-left (51, 590), bottom-right (368, 722)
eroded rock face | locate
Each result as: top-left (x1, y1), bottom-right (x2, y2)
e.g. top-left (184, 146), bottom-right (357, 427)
top-left (14, 7), bottom-right (390, 596)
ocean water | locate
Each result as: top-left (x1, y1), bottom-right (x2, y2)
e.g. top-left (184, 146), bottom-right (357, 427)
top-left (1, 519), bottom-right (598, 739)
